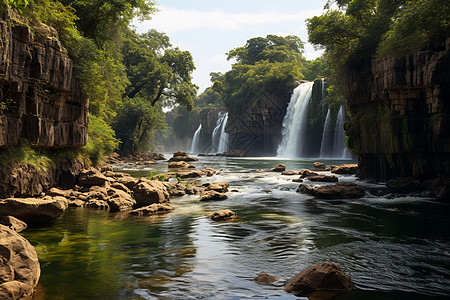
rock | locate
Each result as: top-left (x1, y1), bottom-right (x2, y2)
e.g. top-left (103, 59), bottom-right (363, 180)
top-left (0, 197), bottom-right (68, 223)
top-left (271, 164), bottom-right (286, 172)
top-left (46, 187), bottom-right (73, 198)
top-left (185, 186), bottom-right (205, 195)
top-left (86, 200), bottom-right (109, 210)
top-left (103, 171), bottom-right (129, 178)
top-left (201, 168), bottom-right (217, 176)
top-left (331, 164), bottom-right (358, 175)
top-left (168, 161), bottom-right (195, 169)
top-left (210, 209), bottom-right (237, 221)
top-left (106, 187), bottom-right (135, 212)
top-left (116, 176), bottom-right (139, 190)
top-left (110, 182), bottom-right (131, 194)
top-left (199, 191), bottom-right (228, 201)
top-left (168, 151), bottom-right (199, 162)
top-left (292, 178), bottom-right (304, 183)
top-left (176, 170), bottom-right (204, 179)
top-left (223, 149), bottom-right (246, 157)
top-left (313, 162), bottom-right (328, 171)
top-left (284, 262), bottom-right (354, 299)
top-left (202, 182), bottom-right (229, 193)
top-left (68, 199), bottom-right (85, 208)
top-left (307, 175), bottom-right (339, 183)
top-left (164, 182), bottom-right (187, 197)
top-left (133, 179), bottom-right (170, 208)
top-left (386, 177), bottom-right (421, 191)
top-left (433, 178), bottom-right (450, 200)
top-left (130, 203), bottom-right (174, 216)
top-left (100, 164), bottom-right (113, 173)
top-left (281, 171), bottom-right (299, 176)
top-left (300, 169), bottom-right (319, 178)
top-left (86, 186), bottom-right (109, 201)
top-left (0, 216), bottom-right (27, 233)
top-left (254, 272), bottom-right (280, 285)
top-left (296, 184), bottom-right (315, 195)
top-left (314, 182), bottom-right (365, 199)
top-left (0, 225), bottom-right (40, 299)
top-left (78, 168), bottom-right (113, 187)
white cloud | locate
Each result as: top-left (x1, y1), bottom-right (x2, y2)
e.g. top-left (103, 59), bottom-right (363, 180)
top-left (137, 6), bottom-right (323, 34)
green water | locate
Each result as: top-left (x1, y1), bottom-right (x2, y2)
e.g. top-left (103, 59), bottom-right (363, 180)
top-left (22, 156), bottom-right (450, 299)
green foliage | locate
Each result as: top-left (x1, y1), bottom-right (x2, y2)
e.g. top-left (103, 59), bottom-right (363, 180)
top-left (195, 86), bottom-right (224, 108)
top-left (213, 35), bottom-right (305, 116)
top-left (83, 115), bottom-right (120, 166)
top-left (0, 142), bottom-right (53, 171)
top-left (303, 56), bottom-right (331, 81)
top-left (113, 96), bottom-right (165, 155)
top-left (6, 0), bottom-right (30, 14)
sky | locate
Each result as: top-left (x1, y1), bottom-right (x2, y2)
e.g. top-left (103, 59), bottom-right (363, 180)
top-left (134, 0), bottom-right (329, 93)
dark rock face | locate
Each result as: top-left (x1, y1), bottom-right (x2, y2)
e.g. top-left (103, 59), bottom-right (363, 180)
top-left (345, 38), bottom-right (450, 181)
top-left (284, 262), bottom-right (354, 299)
top-left (0, 197), bottom-right (68, 224)
top-left (0, 225), bottom-right (40, 299)
top-left (0, 13), bottom-right (88, 149)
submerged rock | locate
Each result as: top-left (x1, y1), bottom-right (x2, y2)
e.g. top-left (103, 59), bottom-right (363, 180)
top-left (254, 272), bottom-right (280, 285)
top-left (0, 197), bottom-right (68, 224)
top-left (282, 171), bottom-right (300, 176)
top-left (307, 175), bottom-right (339, 183)
top-left (314, 182), bottom-right (365, 199)
top-left (210, 209), bottom-right (237, 221)
top-left (130, 203), bottom-right (174, 216)
top-left (0, 225), bottom-right (40, 299)
top-left (386, 177), bottom-right (421, 191)
top-left (296, 184), bottom-right (315, 196)
top-left (284, 262), bottom-right (353, 299)
top-left (199, 191), bottom-right (228, 201)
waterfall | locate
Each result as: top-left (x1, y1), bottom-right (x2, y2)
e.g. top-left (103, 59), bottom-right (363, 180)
top-left (333, 106), bottom-right (350, 158)
top-left (212, 112), bottom-right (229, 153)
top-left (218, 113), bottom-right (229, 153)
top-left (190, 124), bottom-right (202, 153)
top-left (321, 78), bottom-right (326, 104)
top-left (319, 108), bottom-right (333, 158)
top-left (277, 82), bottom-right (314, 158)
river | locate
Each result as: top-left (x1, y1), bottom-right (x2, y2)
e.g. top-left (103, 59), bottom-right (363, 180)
top-left (23, 156), bottom-right (450, 299)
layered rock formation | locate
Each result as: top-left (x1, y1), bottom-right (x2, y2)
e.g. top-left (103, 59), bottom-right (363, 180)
top-left (0, 5), bottom-right (88, 148)
top-left (345, 38), bottom-right (450, 181)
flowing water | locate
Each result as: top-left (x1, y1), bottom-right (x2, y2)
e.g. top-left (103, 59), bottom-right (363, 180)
top-left (190, 124), bottom-right (202, 154)
top-left (23, 156), bottom-right (450, 300)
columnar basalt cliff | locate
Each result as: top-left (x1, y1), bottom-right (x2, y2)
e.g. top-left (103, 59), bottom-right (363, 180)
top-left (0, 5), bottom-right (88, 198)
top-left (0, 10), bottom-right (88, 148)
top-left (345, 38), bottom-right (450, 181)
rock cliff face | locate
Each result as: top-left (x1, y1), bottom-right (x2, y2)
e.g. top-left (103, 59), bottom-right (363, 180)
top-left (0, 7), bottom-right (88, 148)
top-left (345, 38), bottom-right (450, 180)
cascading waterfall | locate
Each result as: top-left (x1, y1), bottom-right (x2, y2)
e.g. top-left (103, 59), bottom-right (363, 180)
top-left (218, 113), bottom-right (229, 153)
top-left (277, 82), bottom-right (314, 158)
top-left (333, 106), bottom-right (351, 158)
top-left (190, 124), bottom-right (202, 153)
top-left (319, 108), bottom-right (333, 158)
top-left (212, 112), bottom-right (229, 153)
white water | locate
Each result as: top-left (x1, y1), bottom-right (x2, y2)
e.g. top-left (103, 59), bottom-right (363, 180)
top-left (218, 113), bottom-right (229, 153)
top-left (277, 82), bottom-right (314, 158)
top-left (319, 108), bottom-right (333, 158)
top-left (190, 124), bottom-right (202, 153)
top-left (333, 106), bottom-right (351, 158)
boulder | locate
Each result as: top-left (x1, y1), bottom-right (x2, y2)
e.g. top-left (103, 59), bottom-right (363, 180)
top-left (281, 171), bottom-right (299, 176)
top-left (0, 225), bottom-right (40, 299)
top-left (0, 197), bottom-right (68, 223)
top-left (110, 182), bottom-right (131, 194)
top-left (300, 169), bottom-right (319, 178)
top-left (272, 164), bottom-right (286, 172)
top-left (103, 171), bottom-right (129, 178)
top-left (130, 203), bottom-right (174, 216)
top-left (254, 272), bottom-right (280, 285)
top-left (106, 187), bottom-right (135, 212)
top-left (199, 191), bottom-right (228, 201)
top-left (433, 178), bottom-right (450, 201)
top-left (201, 168), bottom-right (217, 177)
top-left (296, 184), bottom-right (315, 196)
top-left (284, 262), bottom-right (354, 299)
top-left (386, 177), bottom-right (421, 191)
top-left (168, 151), bottom-right (198, 162)
top-left (168, 161), bottom-right (195, 169)
top-left (164, 182), bottom-right (187, 197)
top-left (331, 164), bottom-right (358, 175)
top-left (314, 182), bottom-right (365, 199)
top-left (176, 170), bottom-right (204, 179)
top-left (78, 168), bottom-right (113, 187)
top-left (133, 179), bottom-right (170, 208)
top-left (68, 199), bottom-right (85, 208)
top-left (307, 175), bottom-right (339, 183)
top-left (45, 188), bottom-right (73, 198)
top-left (86, 200), bottom-right (109, 210)
top-left (210, 209), bottom-right (237, 221)
top-left (313, 162), bottom-right (328, 171)
top-left (116, 176), bottom-right (139, 190)
top-left (203, 182), bottom-right (229, 193)
top-left (292, 178), bottom-right (304, 183)
top-left (0, 216), bottom-right (27, 233)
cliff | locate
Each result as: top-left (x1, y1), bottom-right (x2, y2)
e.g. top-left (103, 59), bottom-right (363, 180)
top-left (0, 4), bottom-right (88, 198)
top-left (345, 37), bottom-right (450, 180)
top-left (0, 7), bottom-right (88, 148)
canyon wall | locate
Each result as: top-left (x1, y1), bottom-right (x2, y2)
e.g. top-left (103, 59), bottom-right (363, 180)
top-left (345, 38), bottom-right (450, 180)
